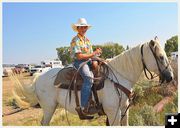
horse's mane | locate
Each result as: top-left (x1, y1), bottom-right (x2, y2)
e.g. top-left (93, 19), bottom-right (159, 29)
top-left (108, 43), bottom-right (147, 82)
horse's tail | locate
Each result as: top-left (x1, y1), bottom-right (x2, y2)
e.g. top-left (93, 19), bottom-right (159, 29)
top-left (10, 74), bottom-right (40, 108)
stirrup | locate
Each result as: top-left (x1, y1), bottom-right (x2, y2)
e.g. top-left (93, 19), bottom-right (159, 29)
top-left (96, 103), bottom-right (105, 116)
top-left (75, 107), bottom-right (94, 120)
top-left (83, 105), bottom-right (102, 115)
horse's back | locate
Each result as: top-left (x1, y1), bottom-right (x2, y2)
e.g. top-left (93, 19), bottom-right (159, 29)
top-left (41, 68), bottom-right (62, 78)
top-left (35, 68), bottom-right (62, 88)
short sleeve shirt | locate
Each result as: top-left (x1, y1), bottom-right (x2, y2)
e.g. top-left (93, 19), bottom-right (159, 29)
top-left (70, 34), bottom-right (93, 59)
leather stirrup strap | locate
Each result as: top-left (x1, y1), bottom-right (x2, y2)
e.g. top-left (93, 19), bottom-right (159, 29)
top-left (74, 72), bottom-right (80, 107)
top-left (92, 85), bottom-right (100, 105)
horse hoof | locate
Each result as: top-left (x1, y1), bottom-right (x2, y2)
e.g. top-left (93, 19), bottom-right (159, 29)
top-left (79, 115), bottom-right (94, 120)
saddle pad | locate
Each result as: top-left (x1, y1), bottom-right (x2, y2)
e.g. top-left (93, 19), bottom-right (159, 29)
top-left (54, 67), bottom-right (83, 86)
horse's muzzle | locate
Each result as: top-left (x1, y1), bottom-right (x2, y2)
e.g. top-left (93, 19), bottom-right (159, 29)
top-left (161, 69), bottom-right (174, 83)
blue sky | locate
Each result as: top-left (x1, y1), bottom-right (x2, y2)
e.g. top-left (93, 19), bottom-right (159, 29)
top-left (3, 2), bottom-right (178, 64)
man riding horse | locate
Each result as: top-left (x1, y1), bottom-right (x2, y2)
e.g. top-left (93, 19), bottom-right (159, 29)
top-left (70, 18), bottom-right (102, 115)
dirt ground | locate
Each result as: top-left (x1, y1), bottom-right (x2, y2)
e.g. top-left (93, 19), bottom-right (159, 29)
top-left (2, 73), bottom-right (43, 126)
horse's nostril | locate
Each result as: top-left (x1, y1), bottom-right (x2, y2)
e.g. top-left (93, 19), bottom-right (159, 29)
top-left (167, 76), bottom-right (173, 82)
top-left (170, 76), bottom-right (173, 81)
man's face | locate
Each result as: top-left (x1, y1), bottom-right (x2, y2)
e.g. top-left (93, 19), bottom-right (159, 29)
top-left (77, 26), bottom-right (88, 36)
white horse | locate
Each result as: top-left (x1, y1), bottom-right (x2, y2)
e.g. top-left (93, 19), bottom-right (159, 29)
top-left (13, 38), bottom-right (174, 126)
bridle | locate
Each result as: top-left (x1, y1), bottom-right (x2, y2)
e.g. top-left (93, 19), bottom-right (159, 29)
top-left (141, 42), bottom-right (170, 83)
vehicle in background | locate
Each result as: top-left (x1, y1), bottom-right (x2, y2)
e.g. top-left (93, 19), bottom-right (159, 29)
top-left (24, 64), bottom-right (34, 72)
top-left (2, 64), bottom-right (15, 77)
top-left (15, 64), bottom-right (27, 73)
top-left (30, 65), bottom-right (44, 76)
top-left (51, 60), bottom-right (63, 68)
top-left (3, 68), bottom-right (9, 77)
top-left (171, 51), bottom-right (178, 60)
top-left (24, 67), bottom-right (30, 72)
top-left (3, 67), bottom-right (14, 77)
top-left (29, 65), bottom-right (51, 76)
top-left (41, 59), bottom-right (64, 68)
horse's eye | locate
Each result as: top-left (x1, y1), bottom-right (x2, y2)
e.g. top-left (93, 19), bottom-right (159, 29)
top-left (160, 56), bottom-right (164, 60)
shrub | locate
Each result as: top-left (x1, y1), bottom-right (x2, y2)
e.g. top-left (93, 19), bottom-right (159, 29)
top-left (133, 85), bottom-right (144, 97)
top-left (129, 114), bottom-right (144, 126)
top-left (6, 98), bottom-right (19, 109)
top-left (173, 92), bottom-right (178, 107)
top-left (139, 104), bottom-right (160, 125)
top-left (163, 95), bottom-right (178, 113)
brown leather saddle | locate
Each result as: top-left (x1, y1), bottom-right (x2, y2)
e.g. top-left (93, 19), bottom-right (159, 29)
top-left (54, 66), bottom-right (83, 89)
top-left (54, 63), bottom-right (108, 90)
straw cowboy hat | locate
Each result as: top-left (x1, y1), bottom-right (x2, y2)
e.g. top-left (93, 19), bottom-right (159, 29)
top-left (72, 18), bottom-right (92, 32)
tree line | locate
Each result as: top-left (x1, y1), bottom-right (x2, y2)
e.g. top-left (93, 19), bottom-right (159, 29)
top-left (56, 42), bottom-right (125, 65)
top-left (56, 35), bottom-right (178, 65)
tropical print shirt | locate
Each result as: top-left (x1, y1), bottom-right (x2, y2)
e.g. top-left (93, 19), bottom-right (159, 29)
top-left (70, 34), bottom-right (93, 59)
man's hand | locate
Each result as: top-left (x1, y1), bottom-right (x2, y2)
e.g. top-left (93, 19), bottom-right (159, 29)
top-left (94, 48), bottom-right (102, 56)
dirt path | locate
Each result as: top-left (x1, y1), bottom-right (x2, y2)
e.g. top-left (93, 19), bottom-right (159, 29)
top-left (153, 96), bottom-right (173, 112)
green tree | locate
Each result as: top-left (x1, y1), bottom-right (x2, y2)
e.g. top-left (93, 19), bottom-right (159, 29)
top-left (56, 47), bottom-right (72, 66)
top-left (165, 35), bottom-right (178, 57)
top-left (94, 42), bottom-right (124, 59)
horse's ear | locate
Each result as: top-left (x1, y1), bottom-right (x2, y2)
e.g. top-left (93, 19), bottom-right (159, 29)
top-left (154, 36), bottom-right (158, 40)
top-left (154, 36), bottom-right (160, 44)
top-left (150, 40), bottom-right (155, 47)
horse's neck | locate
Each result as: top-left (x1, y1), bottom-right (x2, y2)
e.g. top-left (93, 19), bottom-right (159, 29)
top-left (108, 44), bottom-right (144, 85)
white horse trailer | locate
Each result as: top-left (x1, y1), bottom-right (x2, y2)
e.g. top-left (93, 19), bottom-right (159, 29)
top-left (41, 60), bottom-right (64, 68)
top-left (171, 51), bottom-right (178, 60)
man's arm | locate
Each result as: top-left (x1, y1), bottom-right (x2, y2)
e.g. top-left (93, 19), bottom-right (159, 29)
top-left (76, 48), bottom-right (102, 60)
top-left (76, 52), bottom-right (95, 60)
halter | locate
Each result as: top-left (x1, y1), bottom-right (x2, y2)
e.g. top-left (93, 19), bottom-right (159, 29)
top-left (141, 42), bottom-right (170, 82)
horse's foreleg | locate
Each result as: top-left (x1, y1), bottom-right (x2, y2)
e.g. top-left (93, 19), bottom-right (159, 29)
top-left (41, 103), bottom-right (57, 126)
top-left (120, 109), bottom-right (129, 126)
top-left (105, 108), bottom-right (128, 126)
top-left (104, 108), bottom-right (121, 126)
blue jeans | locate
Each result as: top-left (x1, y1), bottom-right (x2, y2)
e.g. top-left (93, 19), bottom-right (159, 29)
top-left (73, 59), bottom-right (94, 108)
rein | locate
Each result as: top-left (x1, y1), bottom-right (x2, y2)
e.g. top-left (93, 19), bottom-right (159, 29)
top-left (141, 44), bottom-right (154, 79)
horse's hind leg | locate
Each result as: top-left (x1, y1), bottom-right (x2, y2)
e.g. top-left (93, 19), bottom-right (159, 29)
top-left (40, 102), bottom-right (58, 126)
